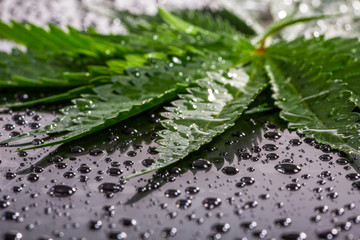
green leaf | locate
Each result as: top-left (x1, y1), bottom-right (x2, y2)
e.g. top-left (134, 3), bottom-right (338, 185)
top-left (256, 14), bottom-right (336, 48)
top-left (127, 63), bottom-right (267, 179)
top-left (265, 53), bottom-right (360, 155)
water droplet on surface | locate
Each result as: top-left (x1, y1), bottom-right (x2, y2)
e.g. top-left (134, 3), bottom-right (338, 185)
top-left (319, 154), bottom-right (332, 162)
top-left (286, 183), bottom-right (301, 191)
top-left (263, 144), bottom-right (278, 151)
top-left (203, 198), bottom-right (222, 210)
top-left (264, 131), bottom-right (281, 140)
top-left (346, 173), bottom-right (360, 181)
top-left (221, 166), bottom-right (239, 175)
top-left (274, 218), bottom-right (292, 227)
top-left (212, 223), bottom-right (230, 233)
top-left (192, 159), bottom-right (211, 170)
top-left (281, 232), bottom-right (307, 240)
top-left (164, 189), bottom-right (181, 198)
top-left (48, 185), bottom-right (76, 197)
top-left (176, 199), bottom-right (192, 209)
top-left (98, 183), bottom-right (123, 193)
top-left (185, 186), bottom-right (200, 195)
top-left (275, 164), bottom-right (301, 174)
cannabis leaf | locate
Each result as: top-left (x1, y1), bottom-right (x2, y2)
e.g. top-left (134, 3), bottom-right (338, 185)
top-left (0, 7), bottom-right (359, 179)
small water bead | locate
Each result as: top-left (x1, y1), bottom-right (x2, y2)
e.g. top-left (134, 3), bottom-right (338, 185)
top-left (327, 192), bottom-right (339, 199)
top-left (49, 155), bottom-right (63, 163)
top-left (27, 173), bottom-right (39, 182)
top-left (239, 152), bottom-right (252, 160)
top-left (346, 173), bottom-right (360, 181)
top-left (267, 153), bottom-right (279, 160)
top-left (232, 132), bottom-right (245, 138)
top-left (212, 223), bottom-right (230, 233)
top-left (2, 211), bottom-right (20, 221)
top-left (5, 172), bottom-right (16, 180)
top-left (0, 200), bottom-right (10, 209)
top-left (3, 124), bottom-right (15, 131)
top-left (262, 144), bottom-right (278, 151)
top-left (221, 166), bottom-right (239, 175)
top-left (302, 174), bottom-right (311, 179)
top-left (243, 201), bottom-right (258, 209)
top-left (286, 183), bottom-right (301, 191)
top-left (89, 220), bottom-right (102, 230)
top-left (55, 162), bottom-right (67, 169)
top-left (14, 119), bottom-right (26, 126)
top-left (79, 175), bottom-right (88, 182)
top-left (319, 154), bottom-right (332, 162)
top-left (289, 139), bottom-right (302, 146)
top-left (274, 218), bottom-right (292, 227)
top-left (48, 185), bottom-right (76, 197)
top-left (317, 229), bottom-right (338, 239)
top-left (122, 218), bottom-right (137, 227)
top-left (164, 189), bottom-right (181, 198)
top-left (320, 171), bottom-right (331, 178)
top-left (253, 229), bottom-right (267, 239)
top-left (247, 167), bottom-right (255, 172)
top-left (161, 227), bottom-right (177, 238)
top-left (32, 138), bottom-right (44, 145)
top-left (29, 122), bottom-right (40, 129)
top-left (89, 149), bottom-right (104, 156)
top-left (336, 158), bottom-right (349, 165)
top-left (70, 146), bottom-right (85, 154)
top-left (98, 183), bottom-right (123, 193)
top-left (185, 186), bottom-right (200, 195)
top-left (78, 164), bottom-right (91, 174)
top-left (252, 145), bottom-right (261, 153)
top-left (236, 177), bottom-right (255, 188)
top-left (63, 172), bottom-right (76, 179)
top-left (176, 199), bottom-right (192, 209)
top-left (127, 151), bottom-right (137, 157)
top-left (241, 221), bottom-right (257, 230)
top-left (304, 138), bottom-right (316, 145)
top-left (33, 115), bottom-right (41, 121)
top-left (192, 159), bottom-right (211, 170)
top-left (259, 194), bottom-right (270, 200)
top-left (281, 232), bottom-right (307, 240)
top-left (275, 164), bottom-right (301, 175)
top-left (335, 221), bottom-right (352, 231)
top-left (107, 168), bottom-right (123, 176)
top-left (320, 144), bottom-right (332, 153)
top-left (9, 131), bottom-right (20, 137)
top-left (108, 232), bottom-right (127, 240)
top-left (315, 205), bottom-right (329, 214)
top-left (349, 215), bottom-right (360, 224)
top-left (12, 114), bottom-right (24, 121)
top-left (202, 198), bottom-right (222, 210)
top-left (264, 131), bottom-right (281, 140)
top-left (141, 158), bottom-right (155, 167)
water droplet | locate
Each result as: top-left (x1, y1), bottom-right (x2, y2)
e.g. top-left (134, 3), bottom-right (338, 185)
top-left (264, 131), bottom-right (281, 140)
top-left (317, 229), bottom-right (338, 239)
top-left (176, 199), bottom-right (192, 209)
top-left (275, 164), bottom-right (301, 174)
top-left (89, 220), bottom-right (102, 230)
top-left (281, 232), bottom-right (307, 240)
top-left (202, 198), bottom-right (222, 210)
top-left (221, 166), bottom-right (239, 175)
top-left (192, 159), bottom-right (211, 170)
top-left (319, 154), bottom-right (332, 162)
top-left (274, 217), bottom-right (292, 227)
top-left (185, 186), bottom-right (200, 195)
top-left (164, 189), bottom-right (181, 198)
top-left (212, 223), bottom-right (230, 233)
top-left (263, 144), bottom-right (278, 151)
top-left (286, 183), bottom-right (301, 191)
top-left (98, 183), bottom-right (123, 193)
top-left (346, 173), bottom-right (360, 181)
top-left (70, 146), bottom-right (85, 154)
top-left (48, 185), bottom-right (76, 197)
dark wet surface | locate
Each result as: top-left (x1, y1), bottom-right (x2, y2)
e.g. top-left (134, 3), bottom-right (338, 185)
top-left (0, 101), bottom-right (360, 240)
